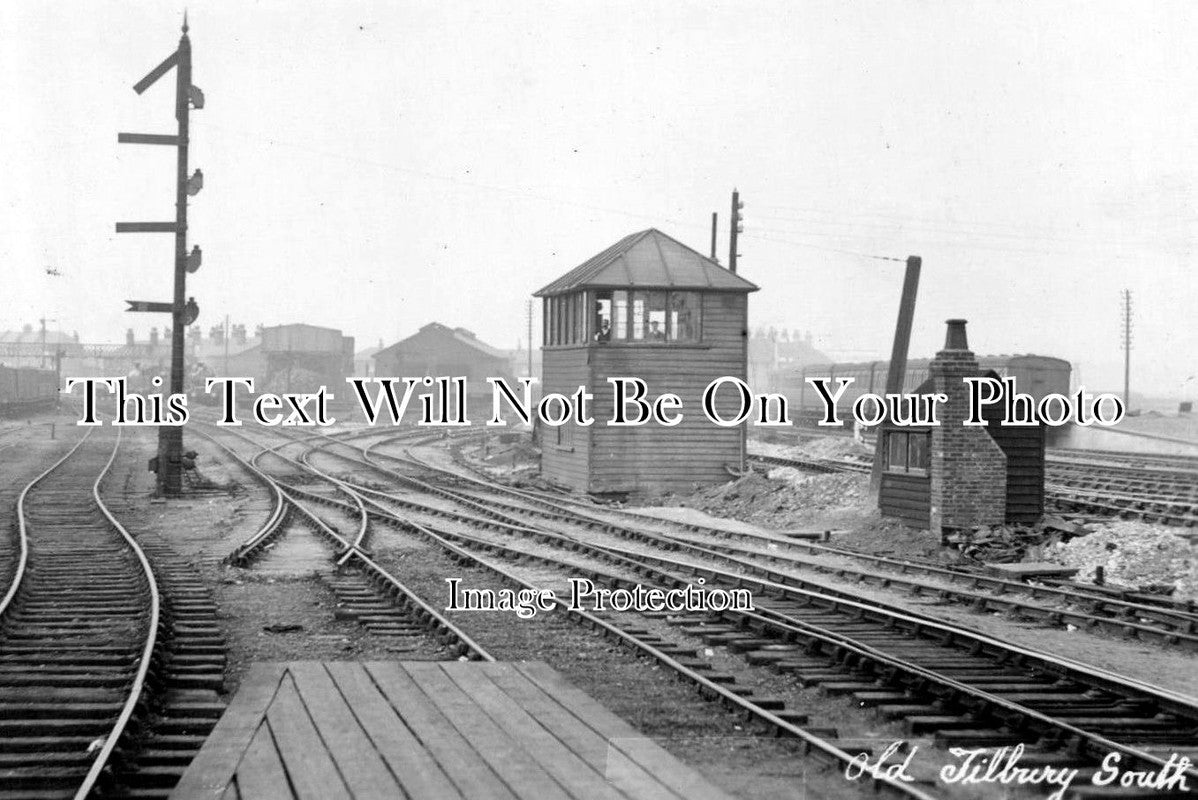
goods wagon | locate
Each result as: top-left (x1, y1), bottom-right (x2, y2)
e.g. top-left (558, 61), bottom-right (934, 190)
top-left (792, 354), bottom-right (1071, 413)
top-left (0, 366), bottom-right (57, 416)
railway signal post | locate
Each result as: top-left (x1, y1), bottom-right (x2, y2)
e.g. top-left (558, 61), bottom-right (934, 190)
top-left (116, 16), bottom-right (203, 496)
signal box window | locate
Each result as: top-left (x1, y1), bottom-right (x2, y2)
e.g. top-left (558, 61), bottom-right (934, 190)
top-left (548, 290), bottom-right (702, 345)
top-left (630, 292), bottom-right (647, 340)
top-left (594, 292), bottom-right (612, 341)
top-left (670, 292), bottom-right (700, 342)
top-left (645, 292), bottom-right (667, 340)
top-left (612, 291), bottom-right (628, 340)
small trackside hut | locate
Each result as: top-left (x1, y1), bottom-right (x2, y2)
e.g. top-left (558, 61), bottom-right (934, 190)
top-left (878, 319), bottom-right (1047, 533)
top-left (534, 228), bottom-right (759, 494)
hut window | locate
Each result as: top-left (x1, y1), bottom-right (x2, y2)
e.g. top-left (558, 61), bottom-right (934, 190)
top-left (574, 293), bottom-right (586, 343)
top-left (885, 431), bottom-right (930, 475)
top-left (571, 290), bottom-right (704, 345)
top-left (612, 291), bottom-right (628, 340)
top-left (646, 292), bottom-right (667, 341)
top-left (630, 292), bottom-right (647, 340)
top-left (669, 292), bottom-right (700, 341)
top-left (594, 291), bottom-right (613, 341)
top-left (908, 433), bottom-right (928, 471)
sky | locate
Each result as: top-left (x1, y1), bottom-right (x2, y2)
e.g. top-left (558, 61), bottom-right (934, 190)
top-left (4, 1), bottom-right (1197, 397)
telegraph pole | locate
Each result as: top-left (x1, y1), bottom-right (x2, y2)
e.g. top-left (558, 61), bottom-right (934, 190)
top-left (710, 212), bottom-right (719, 263)
top-left (1121, 289), bottom-right (1133, 409)
top-left (117, 15), bottom-right (204, 496)
top-left (526, 300), bottom-right (534, 377)
top-left (729, 190), bottom-right (744, 273)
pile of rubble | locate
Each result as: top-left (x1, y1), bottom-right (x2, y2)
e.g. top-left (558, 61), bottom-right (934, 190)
top-left (671, 469), bottom-right (871, 527)
top-left (1043, 520), bottom-right (1197, 599)
top-left (942, 525), bottom-right (1061, 564)
top-left (752, 436), bottom-right (872, 462)
top-left (945, 519), bottom-right (1198, 600)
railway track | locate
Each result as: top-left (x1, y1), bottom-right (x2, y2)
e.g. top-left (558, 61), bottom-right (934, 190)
top-left (748, 449), bottom-right (1198, 527)
top-left (0, 428), bottom-right (158, 800)
top-left (439, 440), bottom-right (1198, 633)
top-left (193, 423), bottom-right (493, 662)
top-left (272, 430), bottom-right (1198, 798)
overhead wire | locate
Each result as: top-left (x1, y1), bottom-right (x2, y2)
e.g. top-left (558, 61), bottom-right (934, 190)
top-left (192, 119), bottom-right (912, 266)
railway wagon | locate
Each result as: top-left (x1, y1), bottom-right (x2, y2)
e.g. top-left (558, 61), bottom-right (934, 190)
top-left (0, 365), bottom-right (58, 416)
top-left (791, 354), bottom-right (1072, 415)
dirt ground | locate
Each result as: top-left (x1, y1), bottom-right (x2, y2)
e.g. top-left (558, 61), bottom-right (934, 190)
top-left (105, 426), bottom-right (447, 697)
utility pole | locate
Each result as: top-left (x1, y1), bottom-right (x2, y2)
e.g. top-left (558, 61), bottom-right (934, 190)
top-left (526, 300), bottom-right (534, 377)
top-left (1121, 289), bottom-right (1133, 409)
top-left (224, 315), bottom-right (230, 376)
top-left (869, 255), bottom-right (922, 497)
top-left (53, 349), bottom-right (64, 409)
top-left (729, 190), bottom-right (744, 273)
top-left (117, 15), bottom-right (204, 496)
top-left (710, 212), bottom-right (719, 263)
top-left (37, 317), bottom-right (58, 369)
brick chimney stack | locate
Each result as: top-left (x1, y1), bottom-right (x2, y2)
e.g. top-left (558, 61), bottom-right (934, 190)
top-left (929, 319), bottom-right (1007, 536)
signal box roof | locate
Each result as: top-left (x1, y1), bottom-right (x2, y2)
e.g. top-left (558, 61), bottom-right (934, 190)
top-left (534, 228), bottom-right (759, 297)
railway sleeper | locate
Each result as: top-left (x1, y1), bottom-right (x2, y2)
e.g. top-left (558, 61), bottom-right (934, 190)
top-left (0, 717), bottom-right (112, 738)
top-left (0, 702), bottom-right (124, 720)
top-left (934, 728), bottom-right (1029, 747)
top-left (0, 766), bottom-right (99, 792)
top-left (875, 703), bottom-right (942, 720)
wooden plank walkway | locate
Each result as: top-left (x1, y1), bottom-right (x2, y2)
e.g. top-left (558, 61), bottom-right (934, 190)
top-left (170, 661), bottom-right (733, 800)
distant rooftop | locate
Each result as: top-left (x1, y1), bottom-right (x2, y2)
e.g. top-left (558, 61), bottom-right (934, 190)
top-left (0, 329), bottom-right (78, 345)
top-left (535, 228), bottom-right (759, 296)
top-left (377, 322), bottom-right (509, 362)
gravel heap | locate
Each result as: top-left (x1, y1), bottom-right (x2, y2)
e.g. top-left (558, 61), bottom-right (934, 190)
top-left (795, 436), bottom-right (874, 461)
top-left (752, 437), bottom-right (873, 462)
top-left (1043, 520), bottom-right (1198, 599)
top-left (671, 469), bottom-right (871, 527)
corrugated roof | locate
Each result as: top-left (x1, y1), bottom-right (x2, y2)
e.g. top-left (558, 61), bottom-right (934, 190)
top-left (534, 228), bottom-right (759, 296)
